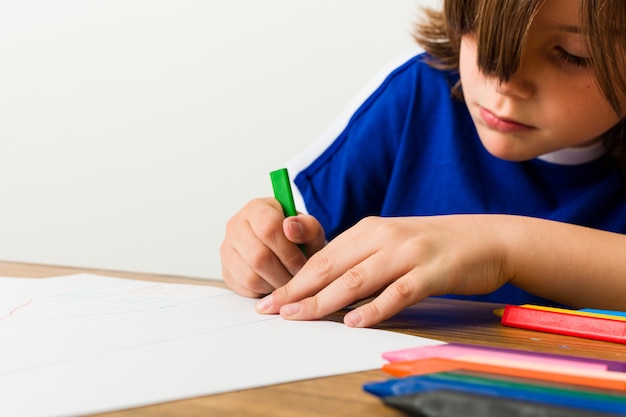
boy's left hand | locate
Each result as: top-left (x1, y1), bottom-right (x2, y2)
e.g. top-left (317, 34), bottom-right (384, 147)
top-left (255, 214), bottom-right (513, 327)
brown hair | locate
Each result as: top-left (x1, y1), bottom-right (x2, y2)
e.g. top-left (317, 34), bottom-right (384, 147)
top-left (414, 0), bottom-right (626, 167)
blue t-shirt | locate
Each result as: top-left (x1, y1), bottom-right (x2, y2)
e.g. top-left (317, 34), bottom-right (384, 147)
top-left (289, 53), bottom-right (626, 305)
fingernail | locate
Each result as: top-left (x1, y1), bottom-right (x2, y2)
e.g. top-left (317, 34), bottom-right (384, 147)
top-left (286, 219), bottom-right (303, 239)
top-left (344, 311), bottom-right (362, 327)
top-left (256, 294), bottom-right (273, 313)
top-left (280, 303), bottom-right (301, 317)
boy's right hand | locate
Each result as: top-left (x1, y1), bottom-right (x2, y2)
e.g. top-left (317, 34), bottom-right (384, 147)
top-left (220, 197), bottom-right (326, 298)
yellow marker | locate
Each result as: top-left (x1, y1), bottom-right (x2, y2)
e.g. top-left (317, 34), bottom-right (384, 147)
top-left (493, 305), bottom-right (626, 322)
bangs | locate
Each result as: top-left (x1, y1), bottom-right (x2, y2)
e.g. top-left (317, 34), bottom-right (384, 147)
top-left (444, 0), bottom-right (626, 115)
top-left (446, 0), bottom-right (544, 82)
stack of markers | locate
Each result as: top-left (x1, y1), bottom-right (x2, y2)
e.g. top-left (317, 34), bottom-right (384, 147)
top-left (364, 343), bottom-right (626, 415)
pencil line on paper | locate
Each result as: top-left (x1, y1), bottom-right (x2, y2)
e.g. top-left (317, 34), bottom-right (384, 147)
top-left (0, 299), bottom-right (33, 321)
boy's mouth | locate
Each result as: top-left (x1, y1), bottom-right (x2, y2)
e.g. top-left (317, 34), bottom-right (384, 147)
top-left (479, 107), bottom-right (534, 133)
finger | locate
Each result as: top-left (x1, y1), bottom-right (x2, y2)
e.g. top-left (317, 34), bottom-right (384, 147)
top-left (281, 215), bottom-right (325, 270)
top-left (221, 244), bottom-right (273, 297)
top-left (222, 202), bottom-right (293, 292)
top-left (255, 251), bottom-right (336, 315)
top-left (257, 217), bottom-right (389, 315)
top-left (343, 273), bottom-right (430, 327)
top-left (280, 242), bottom-right (415, 321)
top-left (273, 231), bottom-right (412, 320)
top-left (248, 202), bottom-right (308, 277)
top-left (236, 222), bottom-right (294, 290)
top-left (257, 234), bottom-right (366, 314)
top-left (279, 261), bottom-right (385, 320)
top-left (283, 215), bottom-right (326, 249)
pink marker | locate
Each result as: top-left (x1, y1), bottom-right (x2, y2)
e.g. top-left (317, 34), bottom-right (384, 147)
top-left (383, 343), bottom-right (626, 372)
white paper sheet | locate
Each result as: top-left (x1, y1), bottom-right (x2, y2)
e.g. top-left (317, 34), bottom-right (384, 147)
top-left (0, 274), bottom-right (443, 417)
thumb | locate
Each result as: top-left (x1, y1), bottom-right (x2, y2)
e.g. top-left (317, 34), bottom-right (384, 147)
top-left (283, 215), bottom-right (326, 255)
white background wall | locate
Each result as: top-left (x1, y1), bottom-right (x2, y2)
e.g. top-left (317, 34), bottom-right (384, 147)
top-left (0, 0), bottom-right (437, 279)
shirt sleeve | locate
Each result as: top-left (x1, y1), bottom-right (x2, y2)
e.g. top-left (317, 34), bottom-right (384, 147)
top-left (289, 55), bottom-right (424, 240)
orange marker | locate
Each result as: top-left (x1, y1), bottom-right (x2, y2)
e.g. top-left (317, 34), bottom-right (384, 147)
top-left (382, 357), bottom-right (626, 391)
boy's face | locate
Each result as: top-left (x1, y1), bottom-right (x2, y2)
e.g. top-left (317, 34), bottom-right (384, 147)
top-left (459, 0), bottom-right (625, 161)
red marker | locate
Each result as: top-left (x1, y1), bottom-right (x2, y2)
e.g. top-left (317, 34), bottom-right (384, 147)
top-left (501, 305), bottom-right (626, 344)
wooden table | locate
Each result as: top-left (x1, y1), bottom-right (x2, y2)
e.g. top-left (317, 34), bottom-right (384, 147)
top-left (2, 260), bottom-right (624, 417)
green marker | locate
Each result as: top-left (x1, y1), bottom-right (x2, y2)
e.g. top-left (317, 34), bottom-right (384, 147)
top-left (270, 168), bottom-right (298, 217)
top-left (270, 168), bottom-right (305, 254)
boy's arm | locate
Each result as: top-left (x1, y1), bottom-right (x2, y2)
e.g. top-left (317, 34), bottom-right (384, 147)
top-left (257, 214), bottom-right (626, 327)
top-left (504, 215), bottom-right (626, 310)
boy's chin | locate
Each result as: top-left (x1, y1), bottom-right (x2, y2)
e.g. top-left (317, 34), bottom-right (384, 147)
top-left (479, 137), bottom-right (539, 162)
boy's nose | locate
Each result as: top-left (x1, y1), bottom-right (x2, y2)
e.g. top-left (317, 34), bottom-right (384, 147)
top-left (494, 67), bottom-right (535, 100)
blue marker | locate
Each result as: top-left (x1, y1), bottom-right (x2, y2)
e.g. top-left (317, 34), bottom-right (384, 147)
top-left (363, 372), bottom-right (626, 415)
top-left (581, 308), bottom-right (626, 318)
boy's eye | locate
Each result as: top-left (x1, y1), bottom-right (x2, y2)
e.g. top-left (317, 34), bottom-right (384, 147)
top-left (555, 46), bottom-right (590, 68)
